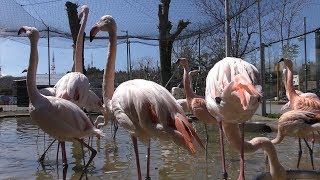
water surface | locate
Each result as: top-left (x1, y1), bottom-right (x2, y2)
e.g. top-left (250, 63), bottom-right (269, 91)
top-left (0, 116), bottom-right (319, 179)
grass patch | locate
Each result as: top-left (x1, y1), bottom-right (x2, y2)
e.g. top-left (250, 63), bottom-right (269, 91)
top-left (266, 113), bottom-right (282, 119)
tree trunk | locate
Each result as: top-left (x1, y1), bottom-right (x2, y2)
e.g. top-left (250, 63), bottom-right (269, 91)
top-left (158, 0), bottom-right (189, 90)
top-left (65, 1), bottom-right (85, 73)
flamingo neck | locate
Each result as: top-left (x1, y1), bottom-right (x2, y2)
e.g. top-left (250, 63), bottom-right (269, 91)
top-left (223, 123), bottom-right (286, 179)
top-left (74, 12), bottom-right (88, 73)
top-left (27, 41), bottom-right (41, 102)
top-left (103, 30), bottom-right (117, 104)
top-left (182, 64), bottom-right (196, 101)
top-left (286, 64), bottom-right (298, 102)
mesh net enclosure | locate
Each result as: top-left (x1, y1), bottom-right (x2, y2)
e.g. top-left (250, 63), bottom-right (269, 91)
top-left (1, 0), bottom-right (319, 50)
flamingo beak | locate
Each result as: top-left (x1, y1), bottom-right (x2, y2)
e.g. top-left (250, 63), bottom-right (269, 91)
top-left (90, 24), bottom-right (99, 42)
top-left (175, 58), bottom-right (181, 64)
top-left (18, 27), bottom-right (26, 35)
top-left (278, 58), bottom-right (284, 63)
top-left (78, 11), bottom-right (83, 20)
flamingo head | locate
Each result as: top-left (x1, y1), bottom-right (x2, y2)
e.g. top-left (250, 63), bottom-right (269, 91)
top-left (90, 15), bottom-right (117, 42)
top-left (18, 26), bottom-right (39, 41)
top-left (175, 58), bottom-right (188, 68)
top-left (78, 5), bottom-right (89, 20)
top-left (279, 58), bottom-right (293, 69)
top-left (189, 69), bottom-right (200, 77)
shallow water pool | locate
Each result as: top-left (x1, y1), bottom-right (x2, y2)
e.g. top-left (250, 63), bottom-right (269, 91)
top-left (0, 116), bottom-right (319, 179)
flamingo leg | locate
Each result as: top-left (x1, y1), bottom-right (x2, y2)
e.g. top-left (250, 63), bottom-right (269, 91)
top-left (61, 142), bottom-right (68, 168)
top-left (131, 135), bottom-right (142, 180)
top-left (303, 138), bottom-right (314, 170)
top-left (80, 141), bottom-right (88, 180)
top-left (238, 123), bottom-right (245, 180)
top-left (56, 141), bottom-right (60, 168)
top-left (146, 139), bottom-right (151, 180)
top-left (204, 124), bottom-right (209, 157)
top-left (297, 138), bottom-right (302, 169)
top-left (38, 139), bottom-right (57, 163)
top-left (218, 121), bottom-right (228, 179)
top-left (76, 138), bottom-right (97, 180)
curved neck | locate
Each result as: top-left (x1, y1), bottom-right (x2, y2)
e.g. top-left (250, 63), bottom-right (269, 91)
top-left (27, 41), bottom-right (41, 102)
top-left (74, 11), bottom-right (88, 73)
top-left (189, 72), bottom-right (194, 91)
top-left (223, 123), bottom-right (286, 179)
top-left (286, 64), bottom-right (298, 101)
top-left (182, 64), bottom-right (196, 100)
top-left (103, 30), bottom-right (117, 104)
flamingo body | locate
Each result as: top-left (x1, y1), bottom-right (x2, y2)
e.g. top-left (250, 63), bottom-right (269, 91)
top-left (112, 79), bottom-right (203, 152)
top-left (205, 57), bottom-right (262, 123)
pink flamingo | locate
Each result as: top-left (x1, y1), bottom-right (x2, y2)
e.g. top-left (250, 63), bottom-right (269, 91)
top-left (205, 57), bottom-right (262, 180)
top-left (90, 15), bottom-right (204, 180)
top-left (279, 58), bottom-right (320, 169)
top-left (39, 5), bottom-right (103, 168)
top-left (271, 110), bottom-right (320, 169)
top-left (279, 58), bottom-right (320, 113)
top-left (18, 26), bottom-right (103, 179)
top-left (223, 123), bottom-right (287, 179)
top-left (177, 58), bottom-right (216, 124)
top-left (280, 68), bottom-right (318, 111)
top-left (176, 68), bottom-right (201, 113)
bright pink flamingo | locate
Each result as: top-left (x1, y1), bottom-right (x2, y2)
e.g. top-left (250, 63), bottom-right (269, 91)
top-left (272, 110), bottom-right (320, 169)
top-left (205, 57), bottom-right (262, 180)
top-left (90, 15), bottom-right (204, 180)
top-left (18, 26), bottom-right (103, 179)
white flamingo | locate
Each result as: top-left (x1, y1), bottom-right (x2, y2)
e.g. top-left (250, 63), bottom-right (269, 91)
top-left (205, 57), bottom-right (262, 180)
top-left (18, 26), bottom-right (103, 179)
top-left (90, 15), bottom-right (204, 180)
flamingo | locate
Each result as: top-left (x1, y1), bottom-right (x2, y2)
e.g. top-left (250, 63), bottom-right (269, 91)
top-left (271, 110), bottom-right (320, 169)
top-left (279, 58), bottom-right (320, 113)
top-left (279, 58), bottom-right (320, 169)
top-left (223, 123), bottom-right (287, 179)
top-left (205, 57), bottom-right (262, 180)
top-left (177, 58), bottom-right (216, 124)
top-left (90, 15), bottom-right (204, 180)
top-left (176, 67), bottom-right (201, 113)
top-left (18, 26), bottom-right (103, 179)
top-left (280, 68), bottom-right (318, 111)
top-left (54, 5), bottom-right (90, 107)
top-left (39, 5), bottom-right (103, 168)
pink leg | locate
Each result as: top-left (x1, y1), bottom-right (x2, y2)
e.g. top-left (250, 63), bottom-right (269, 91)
top-left (218, 122), bottom-right (228, 179)
top-left (146, 139), bottom-right (151, 180)
top-left (238, 123), bottom-right (245, 180)
top-left (131, 136), bottom-right (142, 180)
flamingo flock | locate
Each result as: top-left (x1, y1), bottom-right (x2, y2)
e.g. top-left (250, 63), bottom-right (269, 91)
top-left (17, 4), bottom-right (320, 180)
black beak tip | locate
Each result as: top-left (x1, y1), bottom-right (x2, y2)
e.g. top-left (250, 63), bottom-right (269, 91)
top-left (18, 29), bottom-right (23, 35)
top-left (278, 58), bottom-right (284, 63)
top-left (89, 36), bottom-right (94, 42)
top-left (175, 59), bottom-right (181, 64)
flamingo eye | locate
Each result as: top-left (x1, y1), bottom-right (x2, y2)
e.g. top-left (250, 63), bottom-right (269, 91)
top-left (215, 97), bottom-right (222, 104)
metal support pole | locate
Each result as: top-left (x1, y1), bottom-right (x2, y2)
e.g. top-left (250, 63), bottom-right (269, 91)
top-left (225, 0), bottom-right (231, 57)
top-left (315, 31), bottom-right (320, 96)
top-left (304, 17), bottom-right (308, 91)
top-left (258, 0), bottom-right (266, 116)
top-left (47, 27), bottom-right (51, 86)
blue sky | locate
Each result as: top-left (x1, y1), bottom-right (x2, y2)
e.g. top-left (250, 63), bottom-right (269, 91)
top-left (1, 0), bottom-right (320, 77)
top-left (0, 37), bottom-right (159, 77)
